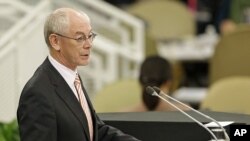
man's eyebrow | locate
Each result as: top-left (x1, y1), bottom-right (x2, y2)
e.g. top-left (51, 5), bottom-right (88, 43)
top-left (75, 31), bottom-right (85, 35)
top-left (75, 30), bottom-right (93, 35)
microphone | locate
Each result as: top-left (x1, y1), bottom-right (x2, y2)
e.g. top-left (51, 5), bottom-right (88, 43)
top-left (152, 86), bottom-right (230, 141)
top-left (146, 86), bottom-right (229, 141)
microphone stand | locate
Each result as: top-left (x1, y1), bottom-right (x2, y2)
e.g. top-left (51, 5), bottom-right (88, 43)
top-left (149, 87), bottom-right (219, 141)
top-left (152, 86), bottom-right (230, 141)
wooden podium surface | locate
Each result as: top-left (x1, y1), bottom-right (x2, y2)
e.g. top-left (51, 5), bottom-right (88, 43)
top-left (98, 111), bottom-right (250, 141)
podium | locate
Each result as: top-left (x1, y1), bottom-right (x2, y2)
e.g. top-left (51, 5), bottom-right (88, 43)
top-left (98, 111), bottom-right (250, 141)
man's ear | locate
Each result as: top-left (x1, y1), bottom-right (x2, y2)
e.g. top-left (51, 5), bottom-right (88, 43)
top-left (49, 34), bottom-right (60, 51)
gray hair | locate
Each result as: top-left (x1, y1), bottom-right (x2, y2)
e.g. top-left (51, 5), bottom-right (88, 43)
top-left (44, 9), bottom-right (69, 48)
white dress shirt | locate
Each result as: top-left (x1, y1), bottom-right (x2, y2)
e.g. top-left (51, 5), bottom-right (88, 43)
top-left (48, 55), bottom-right (79, 100)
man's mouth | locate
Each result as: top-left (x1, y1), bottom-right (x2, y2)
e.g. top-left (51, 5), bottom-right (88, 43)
top-left (81, 53), bottom-right (89, 56)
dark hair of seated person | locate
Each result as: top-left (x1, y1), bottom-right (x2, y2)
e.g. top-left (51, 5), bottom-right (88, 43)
top-left (139, 55), bottom-right (172, 111)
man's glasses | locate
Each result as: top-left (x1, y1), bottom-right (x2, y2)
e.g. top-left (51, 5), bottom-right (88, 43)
top-left (54, 32), bottom-right (97, 44)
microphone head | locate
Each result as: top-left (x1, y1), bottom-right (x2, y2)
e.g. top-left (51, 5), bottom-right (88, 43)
top-left (146, 86), bottom-right (156, 96)
top-left (152, 86), bottom-right (161, 94)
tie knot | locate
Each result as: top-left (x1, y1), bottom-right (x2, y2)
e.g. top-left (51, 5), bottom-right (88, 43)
top-left (74, 74), bottom-right (81, 84)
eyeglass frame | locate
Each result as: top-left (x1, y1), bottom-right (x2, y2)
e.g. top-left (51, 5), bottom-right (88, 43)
top-left (53, 32), bottom-right (97, 44)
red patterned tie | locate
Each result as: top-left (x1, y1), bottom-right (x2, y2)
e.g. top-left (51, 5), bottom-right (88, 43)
top-left (74, 74), bottom-right (93, 141)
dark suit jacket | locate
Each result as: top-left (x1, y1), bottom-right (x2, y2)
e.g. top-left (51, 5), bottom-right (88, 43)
top-left (17, 58), bottom-right (140, 141)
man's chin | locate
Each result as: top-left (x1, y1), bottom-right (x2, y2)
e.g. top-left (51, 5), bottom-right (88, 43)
top-left (79, 60), bottom-right (89, 66)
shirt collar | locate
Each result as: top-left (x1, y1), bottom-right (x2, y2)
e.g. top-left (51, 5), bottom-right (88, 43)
top-left (48, 55), bottom-right (77, 86)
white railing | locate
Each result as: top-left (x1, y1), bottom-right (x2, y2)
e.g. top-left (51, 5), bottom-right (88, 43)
top-left (0, 0), bottom-right (50, 122)
top-left (0, 0), bottom-right (49, 48)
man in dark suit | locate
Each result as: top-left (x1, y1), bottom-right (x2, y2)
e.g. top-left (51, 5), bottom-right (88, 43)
top-left (17, 8), bottom-right (140, 141)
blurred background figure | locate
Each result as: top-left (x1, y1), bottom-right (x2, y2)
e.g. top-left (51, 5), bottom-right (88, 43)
top-left (218, 0), bottom-right (250, 34)
top-left (124, 55), bottom-right (189, 112)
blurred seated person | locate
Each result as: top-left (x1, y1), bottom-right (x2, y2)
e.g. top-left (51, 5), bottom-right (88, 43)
top-left (180, 0), bottom-right (249, 34)
top-left (123, 56), bottom-right (189, 112)
top-left (215, 0), bottom-right (250, 34)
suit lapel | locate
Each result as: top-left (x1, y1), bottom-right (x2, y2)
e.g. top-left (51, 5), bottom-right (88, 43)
top-left (43, 58), bottom-right (91, 141)
top-left (56, 84), bottom-right (91, 141)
